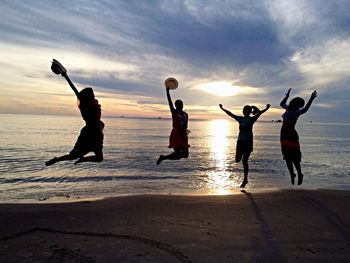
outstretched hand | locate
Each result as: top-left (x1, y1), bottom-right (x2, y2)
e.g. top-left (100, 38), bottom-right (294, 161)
top-left (266, 104), bottom-right (271, 109)
top-left (311, 90), bottom-right (317, 100)
top-left (219, 104), bottom-right (223, 109)
top-left (286, 88), bottom-right (291, 96)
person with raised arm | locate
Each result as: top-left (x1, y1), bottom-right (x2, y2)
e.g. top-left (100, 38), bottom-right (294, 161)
top-left (280, 88), bottom-right (317, 185)
top-left (219, 103), bottom-right (270, 188)
top-left (157, 86), bottom-right (189, 165)
top-left (46, 59), bottom-right (104, 166)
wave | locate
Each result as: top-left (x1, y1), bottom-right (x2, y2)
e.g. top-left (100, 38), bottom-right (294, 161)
top-left (0, 175), bottom-right (181, 184)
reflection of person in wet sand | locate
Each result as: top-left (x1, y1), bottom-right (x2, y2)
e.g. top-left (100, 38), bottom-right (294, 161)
top-left (157, 87), bottom-right (189, 165)
top-left (280, 88), bottom-right (317, 185)
top-left (46, 59), bottom-right (104, 166)
top-left (219, 103), bottom-right (270, 188)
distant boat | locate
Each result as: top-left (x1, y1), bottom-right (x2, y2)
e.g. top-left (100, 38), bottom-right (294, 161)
top-left (158, 117), bottom-right (162, 119)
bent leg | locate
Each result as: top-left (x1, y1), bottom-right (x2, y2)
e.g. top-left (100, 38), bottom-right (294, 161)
top-left (75, 150), bottom-right (103, 164)
top-left (285, 160), bottom-right (296, 185)
top-left (157, 148), bottom-right (188, 165)
top-left (46, 154), bottom-right (76, 166)
top-left (180, 148), bottom-right (189, 159)
top-left (235, 151), bottom-right (243, 163)
top-left (240, 152), bottom-right (251, 188)
top-left (156, 152), bottom-right (181, 166)
top-left (293, 160), bottom-right (303, 185)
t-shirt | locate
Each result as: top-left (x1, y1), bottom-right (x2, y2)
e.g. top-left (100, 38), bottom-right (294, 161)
top-left (280, 103), bottom-right (305, 128)
top-left (178, 112), bottom-right (188, 131)
top-left (172, 111), bottom-right (188, 132)
top-left (234, 116), bottom-right (258, 142)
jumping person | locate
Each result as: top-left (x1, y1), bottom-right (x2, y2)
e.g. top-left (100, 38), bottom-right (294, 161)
top-left (46, 59), bottom-right (104, 166)
top-left (219, 103), bottom-right (270, 188)
top-left (157, 87), bottom-right (189, 165)
top-left (280, 88), bottom-right (317, 185)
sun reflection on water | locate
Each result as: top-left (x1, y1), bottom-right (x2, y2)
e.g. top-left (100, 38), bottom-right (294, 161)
top-left (207, 119), bottom-right (239, 194)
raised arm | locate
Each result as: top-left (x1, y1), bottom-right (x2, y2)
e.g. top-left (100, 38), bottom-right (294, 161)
top-left (252, 104), bottom-right (270, 119)
top-left (166, 87), bottom-right (175, 112)
top-left (299, 91), bottom-right (317, 114)
top-left (51, 59), bottom-right (79, 98)
top-left (62, 72), bottom-right (80, 98)
top-left (219, 104), bottom-right (238, 120)
top-left (280, 88), bottom-right (291, 109)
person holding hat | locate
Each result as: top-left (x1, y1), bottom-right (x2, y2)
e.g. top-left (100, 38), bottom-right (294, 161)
top-left (46, 59), bottom-right (104, 166)
top-left (157, 82), bottom-right (189, 165)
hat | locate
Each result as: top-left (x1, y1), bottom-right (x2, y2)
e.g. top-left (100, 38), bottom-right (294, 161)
top-left (51, 59), bottom-right (67, 75)
top-left (164, 77), bottom-right (178, 90)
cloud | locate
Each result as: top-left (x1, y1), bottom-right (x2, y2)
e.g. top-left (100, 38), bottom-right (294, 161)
top-left (0, 0), bottom-right (349, 122)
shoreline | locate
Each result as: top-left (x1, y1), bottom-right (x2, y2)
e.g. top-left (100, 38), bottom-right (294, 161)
top-left (1, 189), bottom-right (349, 262)
top-left (1, 187), bottom-right (349, 205)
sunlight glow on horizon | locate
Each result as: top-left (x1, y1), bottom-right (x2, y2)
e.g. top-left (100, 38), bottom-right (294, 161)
top-left (194, 81), bottom-right (242, 97)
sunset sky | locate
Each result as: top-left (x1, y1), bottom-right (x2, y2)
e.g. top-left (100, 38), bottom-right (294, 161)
top-left (0, 0), bottom-right (349, 122)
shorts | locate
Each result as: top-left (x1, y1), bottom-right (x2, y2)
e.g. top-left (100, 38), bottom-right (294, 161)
top-left (236, 140), bottom-right (253, 161)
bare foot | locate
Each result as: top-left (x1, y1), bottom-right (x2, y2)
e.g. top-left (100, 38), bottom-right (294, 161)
top-left (45, 157), bottom-right (58, 166)
top-left (291, 173), bottom-right (296, 185)
top-left (240, 180), bottom-right (248, 188)
top-left (297, 173), bottom-right (304, 185)
top-left (156, 155), bottom-right (164, 166)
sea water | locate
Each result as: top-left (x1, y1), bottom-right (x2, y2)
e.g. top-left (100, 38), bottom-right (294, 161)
top-left (0, 113), bottom-right (349, 202)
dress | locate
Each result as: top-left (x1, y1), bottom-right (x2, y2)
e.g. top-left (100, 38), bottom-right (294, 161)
top-left (168, 111), bottom-right (189, 149)
top-left (280, 104), bottom-right (304, 162)
top-left (70, 98), bottom-right (104, 157)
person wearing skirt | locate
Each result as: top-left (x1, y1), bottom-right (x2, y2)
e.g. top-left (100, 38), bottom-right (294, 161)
top-left (280, 88), bottom-right (317, 185)
top-left (157, 87), bottom-right (189, 165)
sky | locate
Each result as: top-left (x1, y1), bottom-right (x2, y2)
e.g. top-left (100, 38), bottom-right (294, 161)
top-left (0, 0), bottom-right (349, 122)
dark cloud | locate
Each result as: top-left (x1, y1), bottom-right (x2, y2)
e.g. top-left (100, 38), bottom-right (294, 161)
top-left (143, 11), bottom-right (291, 67)
top-left (0, 0), bottom-right (291, 67)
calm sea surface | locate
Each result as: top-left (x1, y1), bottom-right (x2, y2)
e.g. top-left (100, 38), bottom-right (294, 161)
top-left (0, 113), bottom-right (349, 202)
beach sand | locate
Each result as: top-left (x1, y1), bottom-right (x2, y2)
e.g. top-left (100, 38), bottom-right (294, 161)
top-left (0, 189), bottom-right (349, 262)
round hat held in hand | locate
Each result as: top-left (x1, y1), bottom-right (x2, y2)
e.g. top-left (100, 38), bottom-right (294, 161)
top-left (51, 59), bottom-right (67, 75)
top-left (164, 77), bottom-right (178, 90)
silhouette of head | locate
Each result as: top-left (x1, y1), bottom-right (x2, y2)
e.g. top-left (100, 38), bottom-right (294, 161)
top-left (175, 100), bottom-right (183, 111)
top-left (288, 97), bottom-right (305, 111)
top-left (243, 105), bottom-right (252, 117)
top-left (79, 87), bottom-right (95, 102)
top-left (251, 106), bottom-right (259, 115)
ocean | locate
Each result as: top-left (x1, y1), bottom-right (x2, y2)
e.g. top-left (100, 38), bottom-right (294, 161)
top-left (0, 113), bottom-right (349, 202)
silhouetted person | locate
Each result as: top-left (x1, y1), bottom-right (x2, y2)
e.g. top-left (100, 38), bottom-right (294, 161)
top-left (157, 87), bottom-right (189, 165)
top-left (280, 88), bottom-right (317, 185)
top-left (220, 103), bottom-right (270, 188)
top-left (46, 60), bottom-right (104, 166)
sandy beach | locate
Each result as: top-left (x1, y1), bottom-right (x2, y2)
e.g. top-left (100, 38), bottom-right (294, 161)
top-left (0, 189), bottom-right (349, 262)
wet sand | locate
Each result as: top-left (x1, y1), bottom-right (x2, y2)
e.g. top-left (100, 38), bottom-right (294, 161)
top-left (0, 189), bottom-right (349, 262)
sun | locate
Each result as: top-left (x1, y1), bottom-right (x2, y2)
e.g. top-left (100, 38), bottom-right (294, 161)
top-left (194, 81), bottom-right (241, 97)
